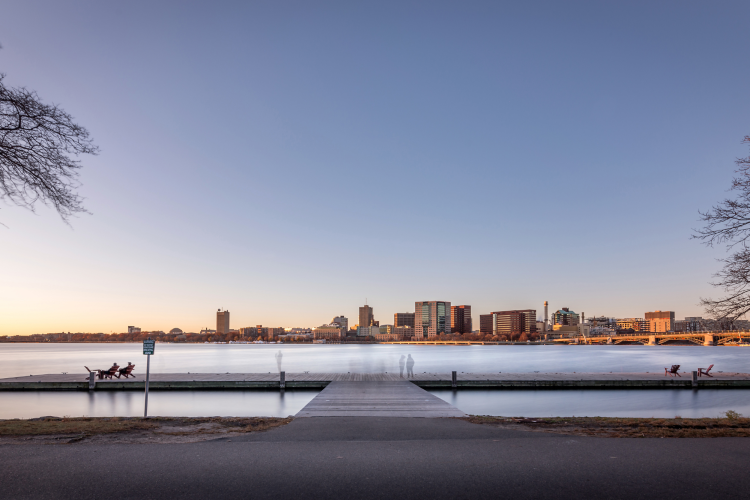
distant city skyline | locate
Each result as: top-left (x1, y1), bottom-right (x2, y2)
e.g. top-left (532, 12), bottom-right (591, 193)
top-left (2, 1), bottom-right (749, 335)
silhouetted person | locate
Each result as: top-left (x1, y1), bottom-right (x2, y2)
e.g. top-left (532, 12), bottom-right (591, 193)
top-left (406, 354), bottom-right (414, 378)
top-left (399, 355), bottom-right (406, 378)
top-left (275, 350), bottom-right (283, 372)
top-left (116, 362), bottom-right (135, 378)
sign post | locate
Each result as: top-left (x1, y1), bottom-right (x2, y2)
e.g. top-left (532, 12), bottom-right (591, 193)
top-left (143, 338), bottom-right (155, 418)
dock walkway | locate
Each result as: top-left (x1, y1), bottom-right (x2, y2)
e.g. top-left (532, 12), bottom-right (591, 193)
top-left (1, 371), bottom-right (750, 390)
top-left (296, 381), bottom-right (466, 417)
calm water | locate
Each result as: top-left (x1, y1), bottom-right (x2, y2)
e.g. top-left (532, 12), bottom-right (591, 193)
top-left (0, 389), bottom-right (746, 419)
top-left (430, 389), bottom-right (750, 419)
top-left (1, 344), bottom-right (749, 419)
top-left (0, 390), bottom-right (317, 419)
top-left (1, 343), bottom-right (748, 378)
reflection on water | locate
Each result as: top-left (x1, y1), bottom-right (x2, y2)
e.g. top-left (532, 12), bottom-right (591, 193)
top-left (0, 390), bottom-right (318, 419)
top-left (429, 389), bottom-right (750, 418)
top-left (3, 344), bottom-right (748, 379)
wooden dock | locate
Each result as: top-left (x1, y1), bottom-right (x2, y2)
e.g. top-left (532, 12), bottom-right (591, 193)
top-left (1, 371), bottom-right (750, 390)
top-left (296, 381), bottom-right (466, 417)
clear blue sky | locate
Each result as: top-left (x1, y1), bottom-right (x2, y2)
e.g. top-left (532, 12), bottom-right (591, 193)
top-left (1, 0), bottom-right (749, 334)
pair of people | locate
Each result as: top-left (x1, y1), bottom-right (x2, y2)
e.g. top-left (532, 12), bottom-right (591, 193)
top-left (398, 354), bottom-right (415, 378)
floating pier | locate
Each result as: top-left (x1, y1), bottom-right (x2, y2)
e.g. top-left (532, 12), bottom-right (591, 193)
top-left (296, 380), bottom-right (466, 417)
top-left (1, 371), bottom-right (750, 390)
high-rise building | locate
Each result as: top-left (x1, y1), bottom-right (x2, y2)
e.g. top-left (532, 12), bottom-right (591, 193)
top-left (451, 305), bottom-right (472, 334)
top-left (552, 308), bottom-right (579, 326)
top-left (415, 301), bottom-right (451, 339)
top-left (646, 311), bottom-right (675, 332)
top-left (216, 309), bottom-right (230, 335)
top-left (479, 314), bottom-right (494, 335)
top-left (359, 305), bottom-right (378, 327)
top-left (394, 312), bottom-right (415, 328)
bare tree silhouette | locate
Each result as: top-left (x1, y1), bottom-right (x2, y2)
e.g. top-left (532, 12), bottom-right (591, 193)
top-left (0, 73), bottom-right (98, 223)
top-left (693, 136), bottom-right (750, 323)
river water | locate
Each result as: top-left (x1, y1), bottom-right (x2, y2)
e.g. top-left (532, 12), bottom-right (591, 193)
top-left (1, 343), bottom-right (748, 378)
top-left (1, 343), bottom-right (749, 419)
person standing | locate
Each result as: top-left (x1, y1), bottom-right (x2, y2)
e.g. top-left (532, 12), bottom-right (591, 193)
top-left (275, 350), bottom-right (283, 372)
top-left (399, 355), bottom-right (406, 378)
top-left (406, 354), bottom-right (415, 378)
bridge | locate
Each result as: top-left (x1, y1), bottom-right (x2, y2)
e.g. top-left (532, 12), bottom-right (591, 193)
top-left (553, 331), bottom-right (750, 346)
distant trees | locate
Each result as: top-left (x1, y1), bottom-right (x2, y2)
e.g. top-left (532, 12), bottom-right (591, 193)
top-left (0, 74), bottom-right (98, 222)
top-left (693, 136), bottom-right (750, 322)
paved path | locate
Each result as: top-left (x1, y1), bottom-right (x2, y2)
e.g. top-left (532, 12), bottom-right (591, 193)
top-left (1, 417), bottom-right (748, 499)
top-left (296, 380), bottom-right (466, 417)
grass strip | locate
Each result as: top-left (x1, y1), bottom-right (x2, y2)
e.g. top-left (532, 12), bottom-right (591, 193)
top-left (463, 414), bottom-right (750, 437)
top-left (0, 416), bottom-right (292, 437)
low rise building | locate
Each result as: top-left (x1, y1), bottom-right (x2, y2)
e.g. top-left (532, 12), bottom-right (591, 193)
top-left (616, 318), bottom-right (649, 332)
top-left (553, 308), bottom-right (579, 326)
top-left (358, 325), bottom-right (387, 337)
top-left (394, 326), bottom-right (414, 339)
top-left (313, 323), bottom-right (344, 340)
top-left (674, 317), bottom-right (703, 332)
top-left (394, 312), bottom-right (415, 328)
top-left (646, 311), bottom-right (675, 332)
top-left (480, 310), bottom-right (536, 337)
top-left (331, 316), bottom-right (348, 331)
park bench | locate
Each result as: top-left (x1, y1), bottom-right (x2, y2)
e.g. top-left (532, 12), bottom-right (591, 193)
top-left (117, 363), bottom-right (136, 378)
top-left (664, 364), bottom-right (681, 377)
top-left (698, 364), bottom-right (714, 377)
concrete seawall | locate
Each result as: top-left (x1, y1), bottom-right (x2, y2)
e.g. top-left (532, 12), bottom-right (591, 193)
top-left (2, 372), bottom-right (750, 390)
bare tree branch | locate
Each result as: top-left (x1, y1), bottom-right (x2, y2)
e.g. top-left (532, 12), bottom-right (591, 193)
top-left (0, 73), bottom-right (98, 223)
top-left (694, 136), bottom-right (750, 322)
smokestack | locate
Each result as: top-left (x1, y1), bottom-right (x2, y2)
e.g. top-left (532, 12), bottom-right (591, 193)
top-left (582, 312), bottom-right (585, 324)
top-left (544, 301), bottom-right (549, 332)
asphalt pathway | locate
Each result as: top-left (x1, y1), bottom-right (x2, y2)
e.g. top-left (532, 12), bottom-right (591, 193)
top-left (1, 417), bottom-right (748, 499)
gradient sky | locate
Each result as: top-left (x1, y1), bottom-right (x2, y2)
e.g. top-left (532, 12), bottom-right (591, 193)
top-left (1, 0), bottom-right (749, 335)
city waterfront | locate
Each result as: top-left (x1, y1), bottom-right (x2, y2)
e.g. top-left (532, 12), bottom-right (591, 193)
top-left (2, 343), bottom-right (749, 419)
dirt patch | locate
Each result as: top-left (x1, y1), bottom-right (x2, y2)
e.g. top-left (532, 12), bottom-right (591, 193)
top-left (462, 415), bottom-right (750, 438)
top-left (0, 417), bottom-right (292, 444)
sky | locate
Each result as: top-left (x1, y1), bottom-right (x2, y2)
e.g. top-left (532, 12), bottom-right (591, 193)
top-left (1, 0), bottom-right (749, 335)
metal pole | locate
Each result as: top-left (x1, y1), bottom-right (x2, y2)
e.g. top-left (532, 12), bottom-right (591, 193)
top-left (144, 353), bottom-right (150, 417)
